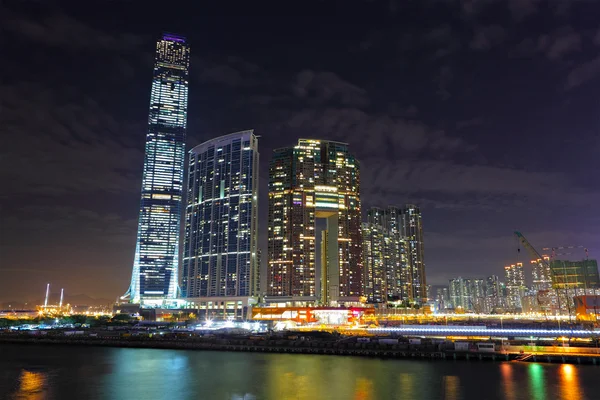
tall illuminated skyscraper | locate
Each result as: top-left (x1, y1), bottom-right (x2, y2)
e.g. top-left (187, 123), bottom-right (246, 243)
top-left (182, 131), bottom-right (259, 302)
top-left (123, 34), bottom-right (190, 305)
top-left (267, 139), bottom-right (362, 305)
top-left (400, 205), bottom-right (427, 303)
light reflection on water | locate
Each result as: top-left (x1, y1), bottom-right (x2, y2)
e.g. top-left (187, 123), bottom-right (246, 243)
top-left (11, 370), bottom-right (48, 400)
top-left (1, 345), bottom-right (599, 400)
top-left (528, 363), bottom-right (546, 400)
top-left (558, 364), bottom-right (582, 400)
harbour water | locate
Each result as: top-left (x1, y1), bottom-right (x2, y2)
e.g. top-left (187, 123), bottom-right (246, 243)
top-left (1, 344), bottom-right (599, 400)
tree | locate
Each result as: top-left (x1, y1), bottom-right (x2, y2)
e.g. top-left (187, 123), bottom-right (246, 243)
top-left (111, 314), bottom-right (133, 324)
top-left (71, 315), bottom-right (87, 325)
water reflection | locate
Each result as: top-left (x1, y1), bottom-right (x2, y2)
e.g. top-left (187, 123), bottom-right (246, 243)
top-left (12, 370), bottom-right (48, 400)
top-left (443, 376), bottom-right (460, 400)
top-left (527, 364), bottom-right (546, 400)
top-left (398, 373), bottom-right (414, 399)
top-left (104, 349), bottom-right (191, 399)
top-left (2, 345), bottom-right (600, 400)
top-left (558, 364), bottom-right (583, 400)
top-left (353, 378), bottom-right (373, 400)
top-left (500, 363), bottom-right (516, 400)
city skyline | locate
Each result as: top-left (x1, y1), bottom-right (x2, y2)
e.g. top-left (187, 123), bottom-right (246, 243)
top-left (3, 1), bottom-right (600, 302)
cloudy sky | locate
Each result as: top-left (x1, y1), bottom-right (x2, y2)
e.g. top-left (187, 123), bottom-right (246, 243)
top-left (1, 0), bottom-right (599, 302)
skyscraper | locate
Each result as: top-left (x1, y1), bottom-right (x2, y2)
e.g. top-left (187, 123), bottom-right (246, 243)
top-left (267, 139), bottom-right (362, 305)
top-left (362, 207), bottom-right (408, 303)
top-left (362, 211), bottom-right (386, 303)
top-left (182, 131), bottom-right (259, 303)
top-left (449, 277), bottom-right (471, 310)
top-left (123, 34), bottom-right (190, 305)
top-left (484, 275), bottom-right (505, 312)
top-left (504, 263), bottom-right (526, 310)
top-left (400, 205), bottom-right (427, 302)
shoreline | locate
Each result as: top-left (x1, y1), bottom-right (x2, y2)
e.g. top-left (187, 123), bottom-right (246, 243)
top-left (2, 336), bottom-right (600, 365)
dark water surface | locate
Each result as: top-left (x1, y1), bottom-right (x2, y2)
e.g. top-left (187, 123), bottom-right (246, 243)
top-left (1, 344), bottom-right (600, 400)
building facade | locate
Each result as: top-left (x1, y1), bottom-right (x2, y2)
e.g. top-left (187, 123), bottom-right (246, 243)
top-left (484, 275), bottom-right (505, 313)
top-left (124, 34), bottom-right (190, 305)
top-left (400, 205), bottom-right (427, 302)
top-left (267, 139), bottom-right (362, 305)
top-left (362, 207), bottom-right (409, 303)
top-left (182, 131), bottom-right (259, 303)
top-left (449, 277), bottom-right (471, 310)
top-left (504, 263), bottom-right (526, 311)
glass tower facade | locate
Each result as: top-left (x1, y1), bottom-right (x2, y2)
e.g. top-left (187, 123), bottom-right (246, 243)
top-left (124, 34), bottom-right (190, 304)
top-left (400, 205), bottom-right (427, 303)
top-left (182, 131), bottom-right (259, 299)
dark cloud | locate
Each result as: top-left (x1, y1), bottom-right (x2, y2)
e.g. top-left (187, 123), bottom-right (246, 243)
top-left (0, 82), bottom-right (143, 197)
top-left (434, 65), bottom-right (453, 100)
top-left (193, 56), bottom-right (266, 87)
top-left (292, 70), bottom-right (370, 108)
top-left (508, 0), bottom-right (542, 20)
top-left (0, 9), bottom-right (145, 52)
top-left (538, 27), bottom-right (581, 60)
top-left (284, 108), bottom-right (470, 157)
top-left (456, 117), bottom-right (484, 130)
top-left (565, 56), bottom-right (600, 89)
top-left (470, 25), bottom-right (506, 50)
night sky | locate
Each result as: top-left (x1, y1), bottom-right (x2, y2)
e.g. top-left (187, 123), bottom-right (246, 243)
top-left (2, 0), bottom-right (600, 303)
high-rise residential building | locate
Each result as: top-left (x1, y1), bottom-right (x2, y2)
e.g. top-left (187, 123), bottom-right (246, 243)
top-left (267, 139), bottom-right (362, 305)
top-left (400, 205), bottom-right (427, 302)
top-left (182, 131), bottom-right (259, 310)
top-left (484, 275), bottom-right (505, 313)
top-left (449, 277), bottom-right (471, 310)
top-left (504, 263), bottom-right (526, 310)
top-left (531, 257), bottom-right (553, 291)
top-left (362, 207), bottom-right (408, 303)
top-left (362, 220), bottom-right (386, 303)
top-left (448, 277), bottom-right (485, 311)
top-left (123, 34), bottom-right (190, 305)
top-left (435, 287), bottom-right (450, 311)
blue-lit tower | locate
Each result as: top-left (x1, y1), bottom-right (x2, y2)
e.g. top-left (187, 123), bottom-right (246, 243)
top-left (123, 34), bottom-right (190, 305)
top-left (182, 131), bottom-right (260, 302)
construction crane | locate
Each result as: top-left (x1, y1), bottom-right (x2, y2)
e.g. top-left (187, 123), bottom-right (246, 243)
top-left (514, 231), bottom-right (548, 266)
top-left (514, 231), bottom-right (577, 321)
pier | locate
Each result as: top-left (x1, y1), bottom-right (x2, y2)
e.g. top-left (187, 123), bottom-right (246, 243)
top-left (2, 334), bottom-right (600, 365)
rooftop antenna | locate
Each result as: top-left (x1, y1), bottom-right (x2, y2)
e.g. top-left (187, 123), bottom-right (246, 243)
top-left (59, 288), bottom-right (64, 308)
top-left (44, 283), bottom-right (50, 308)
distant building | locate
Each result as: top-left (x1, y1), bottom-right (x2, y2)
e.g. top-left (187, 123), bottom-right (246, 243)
top-left (449, 278), bottom-right (470, 310)
top-left (399, 205), bottom-right (427, 302)
top-left (267, 139), bottom-right (362, 305)
top-left (484, 275), bottom-right (505, 313)
top-left (504, 263), bottom-right (526, 311)
top-left (362, 207), bottom-right (409, 303)
top-left (123, 34), bottom-right (190, 305)
top-left (470, 279), bottom-right (486, 313)
top-left (182, 131), bottom-right (260, 311)
top-left (531, 257), bottom-right (553, 291)
top-left (550, 259), bottom-right (600, 293)
top-left (448, 277), bottom-right (486, 312)
top-left (435, 287), bottom-right (450, 311)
